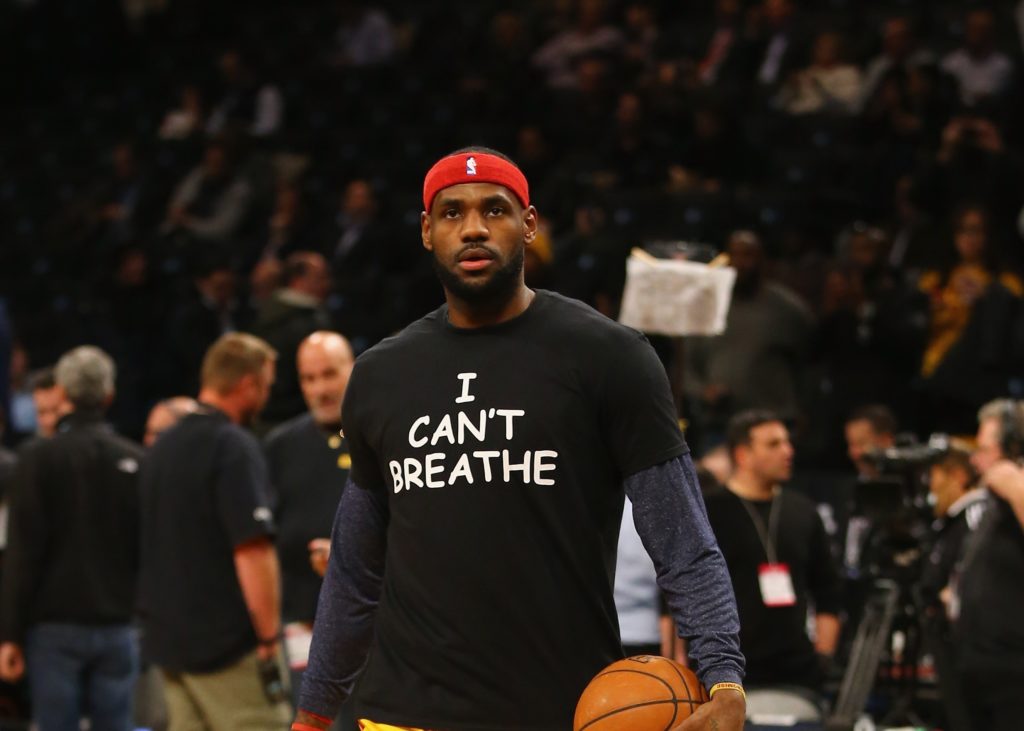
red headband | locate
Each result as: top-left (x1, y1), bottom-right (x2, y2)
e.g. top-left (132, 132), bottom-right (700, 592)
top-left (422, 152), bottom-right (530, 212)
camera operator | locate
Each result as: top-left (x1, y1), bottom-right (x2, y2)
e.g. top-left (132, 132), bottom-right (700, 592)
top-left (956, 399), bottom-right (1024, 731)
top-left (841, 405), bottom-right (898, 573)
top-left (919, 450), bottom-right (984, 612)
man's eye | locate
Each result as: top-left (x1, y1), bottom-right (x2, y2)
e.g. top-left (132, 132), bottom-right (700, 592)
top-left (443, 209), bottom-right (460, 219)
top-left (488, 207), bottom-right (505, 216)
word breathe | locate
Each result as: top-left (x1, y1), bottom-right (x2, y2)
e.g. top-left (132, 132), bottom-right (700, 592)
top-left (388, 372), bottom-right (558, 493)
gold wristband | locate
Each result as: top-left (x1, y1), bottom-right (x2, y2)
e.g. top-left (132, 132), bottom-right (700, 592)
top-left (709, 682), bottom-right (746, 700)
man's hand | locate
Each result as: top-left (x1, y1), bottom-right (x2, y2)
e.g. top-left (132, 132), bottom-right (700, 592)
top-left (814, 613), bottom-right (841, 657)
top-left (673, 689), bottom-right (745, 731)
top-left (309, 539), bottom-right (332, 578)
top-left (984, 461), bottom-right (1024, 504)
top-left (985, 460), bottom-right (1024, 530)
top-left (257, 639), bottom-right (280, 663)
top-left (0, 642), bottom-right (25, 682)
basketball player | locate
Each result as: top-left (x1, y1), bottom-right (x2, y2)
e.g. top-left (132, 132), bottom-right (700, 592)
top-left (292, 149), bottom-right (746, 731)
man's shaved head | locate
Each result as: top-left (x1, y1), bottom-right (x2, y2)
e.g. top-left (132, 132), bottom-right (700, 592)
top-left (298, 331), bottom-right (355, 426)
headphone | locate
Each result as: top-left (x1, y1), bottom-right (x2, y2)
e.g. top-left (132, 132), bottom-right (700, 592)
top-left (999, 399), bottom-right (1024, 461)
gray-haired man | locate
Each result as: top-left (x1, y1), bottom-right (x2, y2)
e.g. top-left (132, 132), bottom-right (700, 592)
top-left (0, 346), bottom-right (144, 731)
top-left (956, 399), bottom-right (1024, 731)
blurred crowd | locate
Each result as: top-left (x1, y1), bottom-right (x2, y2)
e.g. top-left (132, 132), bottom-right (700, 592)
top-left (1, 0), bottom-right (1024, 448)
top-left (2, 0), bottom-right (1024, 729)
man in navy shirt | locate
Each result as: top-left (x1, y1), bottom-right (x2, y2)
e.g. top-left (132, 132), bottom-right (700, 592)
top-left (140, 332), bottom-right (290, 730)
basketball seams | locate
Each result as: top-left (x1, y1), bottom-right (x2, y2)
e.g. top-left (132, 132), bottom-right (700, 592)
top-left (576, 657), bottom-right (707, 731)
top-left (591, 669), bottom-right (677, 699)
top-left (590, 667), bottom-right (681, 730)
top-left (578, 699), bottom-right (679, 731)
top-left (616, 658), bottom-right (703, 709)
top-left (656, 656), bottom-right (697, 706)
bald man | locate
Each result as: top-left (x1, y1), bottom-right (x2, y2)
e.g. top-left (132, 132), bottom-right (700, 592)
top-left (263, 331), bottom-right (354, 719)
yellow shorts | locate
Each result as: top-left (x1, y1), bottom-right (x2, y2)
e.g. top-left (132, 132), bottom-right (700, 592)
top-left (358, 721), bottom-right (426, 731)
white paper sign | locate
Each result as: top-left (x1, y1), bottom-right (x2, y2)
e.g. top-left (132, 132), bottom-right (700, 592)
top-left (618, 254), bottom-right (736, 336)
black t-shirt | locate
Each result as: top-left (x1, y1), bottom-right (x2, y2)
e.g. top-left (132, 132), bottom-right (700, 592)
top-left (704, 487), bottom-right (841, 688)
top-left (265, 413), bottom-right (350, 623)
top-left (139, 407), bottom-right (276, 672)
top-left (341, 290), bottom-right (687, 730)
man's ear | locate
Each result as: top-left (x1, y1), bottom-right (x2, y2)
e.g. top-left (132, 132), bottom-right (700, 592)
top-left (523, 205), bottom-right (539, 243)
top-left (235, 372), bottom-right (257, 396)
top-left (421, 211), bottom-right (432, 252)
top-left (732, 444), bottom-right (747, 470)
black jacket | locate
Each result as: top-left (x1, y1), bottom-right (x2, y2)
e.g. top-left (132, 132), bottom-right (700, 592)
top-left (0, 411), bottom-right (143, 643)
top-left (957, 495), bottom-right (1024, 673)
top-left (264, 413), bottom-right (349, 623)
top-left (920, 490), bottom-right (987, 606)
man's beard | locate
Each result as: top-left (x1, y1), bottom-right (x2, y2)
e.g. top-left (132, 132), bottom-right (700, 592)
top-left (432, 246), bottom-right (525, 304)
top-left (313, 399), bottom-right (342, 426)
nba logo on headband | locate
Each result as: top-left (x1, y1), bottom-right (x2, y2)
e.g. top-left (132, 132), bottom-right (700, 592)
top-left (422, 151), bottom-right (530, 211)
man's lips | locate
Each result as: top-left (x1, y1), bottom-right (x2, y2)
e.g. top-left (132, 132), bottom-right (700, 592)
top-left (457, 248), bottom-right (495, 271)
top-left (459, 259), bottom-right (493, 271)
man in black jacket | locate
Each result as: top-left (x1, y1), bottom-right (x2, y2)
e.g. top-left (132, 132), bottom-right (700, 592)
top-left (251, 252), bottom-right (332, 426)
top-left (956, 399), bottom-right (1024, 731)
top-left (0, 346), bottom-right (143, 731)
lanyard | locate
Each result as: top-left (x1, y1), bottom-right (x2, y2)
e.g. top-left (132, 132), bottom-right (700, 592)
top-left (738, 489), bottom-right (782, 565)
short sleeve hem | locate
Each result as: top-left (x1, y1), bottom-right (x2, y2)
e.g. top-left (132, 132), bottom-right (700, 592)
top-left (620, 442), bottom-right (690, 480)
top-left (229, 523), bottom-right (275, 549)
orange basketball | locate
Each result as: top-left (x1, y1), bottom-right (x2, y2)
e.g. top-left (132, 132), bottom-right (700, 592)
top-left (574, 655), bottom-right (709, 731)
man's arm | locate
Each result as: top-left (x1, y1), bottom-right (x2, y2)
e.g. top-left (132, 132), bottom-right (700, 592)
top-left (806, 500), bottom-right (843, 658)
top-left (659, 614), bottom-right (678, 660)
top-left (295, 479), bottom-right (387, 729)
top-left (0, 448), bottom-right (47, 681)
top-left (625, 454), bottom-right (746, 729)
top-left (625, 454), bottom-right (744, 686)
top-left (234, 537), bottom-right (282, 661)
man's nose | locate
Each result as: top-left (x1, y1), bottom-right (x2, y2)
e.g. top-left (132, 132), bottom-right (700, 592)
top-left (461, 209), bottom-right (489, 242)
